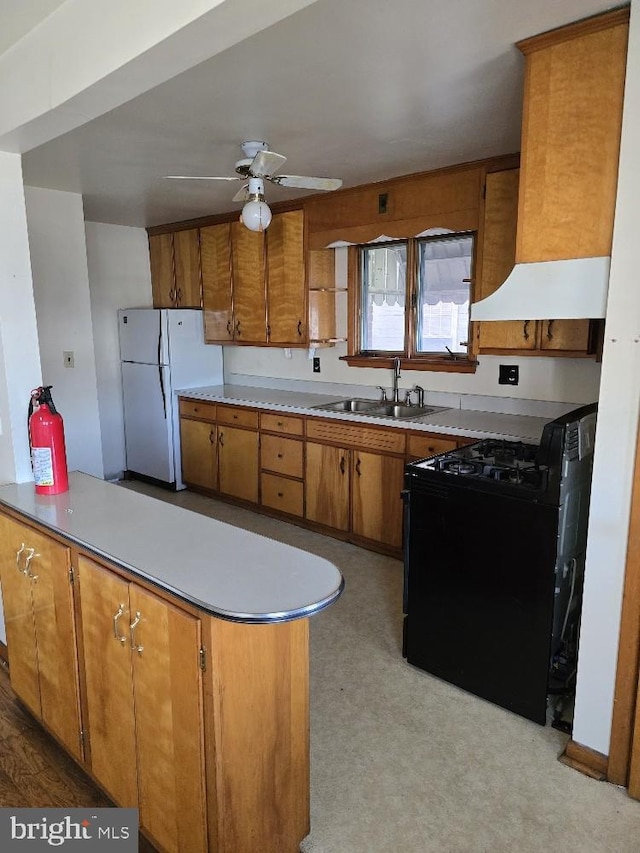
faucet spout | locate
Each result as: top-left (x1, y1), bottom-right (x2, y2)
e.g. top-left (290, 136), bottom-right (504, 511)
top-left (392, 356), bottom-right (402, 403)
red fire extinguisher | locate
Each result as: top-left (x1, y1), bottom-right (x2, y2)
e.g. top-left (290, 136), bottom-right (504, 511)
top-left (28, 386), bottom-right (69, 495)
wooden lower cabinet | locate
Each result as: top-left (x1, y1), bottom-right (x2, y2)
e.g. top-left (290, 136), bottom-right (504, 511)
top-left (181, 418), bottom-right (217, 490)
top-left (351, 451), bottom-right (404, 548)
top-left (305, 442), bottom-right (404, 549)
top-left (218, 424), bottom-right (259, 503)
top-left (305, 442), bottom-right (350, 531)
top-left (0, 508), bottom-right (312, 853)
top-left (78, 556), bottom-right (207, 853)
top-left (0, 514), bottom-right (82, 760)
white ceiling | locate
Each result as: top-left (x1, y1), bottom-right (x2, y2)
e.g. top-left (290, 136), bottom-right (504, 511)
top-left (15, 0), bottom-right (619, 229)
top-left (0, 0), bottom-right (66, 55)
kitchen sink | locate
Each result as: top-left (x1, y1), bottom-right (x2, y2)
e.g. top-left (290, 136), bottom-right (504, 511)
top-left (367, 403), bottom-right (447, 419)
top-left (311, 398), bottom-right (381, 413)
top-left (311, 399), bottom-right (448, 419)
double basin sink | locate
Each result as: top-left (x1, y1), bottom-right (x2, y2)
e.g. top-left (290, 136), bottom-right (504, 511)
top-left (311, 398), bottom-right (448, 420)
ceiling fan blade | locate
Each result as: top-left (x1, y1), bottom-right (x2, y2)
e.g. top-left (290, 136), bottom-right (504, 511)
top-left (271, 175), bottom-right (342, 191)
top-left (232, 184), bottom-right (250, 203)
top-left (164, 175), bottom-right (240, 181)
top-left (250, 150), bottom-right (287, 177)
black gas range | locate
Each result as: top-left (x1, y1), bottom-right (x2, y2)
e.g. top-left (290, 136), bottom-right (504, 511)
top-left (402, 403), bottom-right (597, 725)
top-left (409, 438), bottom-right (547, 499)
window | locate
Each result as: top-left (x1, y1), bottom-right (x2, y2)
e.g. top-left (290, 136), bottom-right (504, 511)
top-left (348, 232), bottom-right (476, 371)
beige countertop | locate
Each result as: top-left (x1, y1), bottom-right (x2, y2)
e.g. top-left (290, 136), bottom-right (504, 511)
top-left (0, 473), bottom-right (344, 624)
top-left (178, 384), bottom-right (553, 444)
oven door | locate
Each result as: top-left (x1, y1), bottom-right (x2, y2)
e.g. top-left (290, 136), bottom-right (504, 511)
top-left (404, 474), bottom-right (558, 725)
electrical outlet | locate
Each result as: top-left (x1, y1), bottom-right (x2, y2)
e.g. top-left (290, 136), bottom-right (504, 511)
top-left (498, 364), bottom-right (519, 385)
top-left (313, 357), bottom-right (321, 373)
top-left (63, 351), bottom-right (75, 368)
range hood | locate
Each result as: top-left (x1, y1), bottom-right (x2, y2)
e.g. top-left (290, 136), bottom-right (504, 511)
top-left (470, 256), bottom-right (611, 321)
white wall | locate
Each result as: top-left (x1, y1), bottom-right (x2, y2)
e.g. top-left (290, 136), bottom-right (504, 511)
top-left (224, 248), bottom-right (602, 408)
top-left (85, 221), bottom-right (153, 479)
top-left (572, 0), bottom-right (640, 755)
top-left (0, 154), bottom-right (43, 486)
top-left (25, 187), bottom-right (104, 479)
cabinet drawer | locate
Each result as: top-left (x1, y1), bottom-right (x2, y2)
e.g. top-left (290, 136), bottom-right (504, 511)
top-left (179, 399), bottom-right (216, 422)
top-left (261, 434), bottom-right (304, 478)
top-left (261, 473), bottom-right (304, 517)
top-left (217, 405), bottom-right (259, 429)
top-left (260, 412), bottom-right (304, 436)
top-left (407, 434), bottom-right (458, 459)
top-left (306, 418), bottom-right (406, 454)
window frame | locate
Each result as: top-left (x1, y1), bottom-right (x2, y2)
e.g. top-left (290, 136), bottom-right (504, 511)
top-left (342, 233), bottom-right (478, 373)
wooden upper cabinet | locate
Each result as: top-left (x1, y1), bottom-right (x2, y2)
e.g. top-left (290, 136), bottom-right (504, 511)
top-left (201, 222), bottom-right (234, 342)
top-left (476, 169), bottom-right (535, 351)
top-left (267, 210), bottom-right (306, 345)
top-left (149, 233), bottom-right (175, 308)
top-left (230, 222), bottom-right (267, 343)
top-left (515, 9), bottom-right (629, 262)
top-left (173, 229), bottom-right (202, 308)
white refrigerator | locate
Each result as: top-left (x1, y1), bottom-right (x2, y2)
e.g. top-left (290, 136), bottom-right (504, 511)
top-left (118, 308), bottom-right (223, 489)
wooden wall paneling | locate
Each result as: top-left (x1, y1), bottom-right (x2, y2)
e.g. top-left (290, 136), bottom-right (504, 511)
top-left (206, 618), bottom-right (310, 853)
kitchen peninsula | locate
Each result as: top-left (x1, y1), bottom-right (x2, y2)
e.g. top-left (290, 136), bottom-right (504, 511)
top-left (0, 472), bottom-right (344, 853)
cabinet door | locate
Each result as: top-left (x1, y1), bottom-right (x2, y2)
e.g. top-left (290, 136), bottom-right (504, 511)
top-left (29, 531), bottom-right (82, 759)
top-left (351, 451), bottom-right (404, 548)
top-left (218, 426), bottom-right (259, 503)
top-left (230, 222), bottom-right (267, 343)
top-left (201, 223), bottom-right (234, 342)
top-left (78, 557), bottom-right (138, 809)
top-left (538, 319), bottom-right (592, 353)
top-left (173, 229), bottom-right (202, 308)
top-left (0, 517), bottom-right (41, 717)
top-left (180, 418), bottom-right (217, 490)
top-left (267, 210), bottom-right (306, 344)
top-left (305, 442), bottom-right (349, 531)
top-left (129, 585), bottom-right (207, 853)
top-left (149, 233), bottom-right (175, 308)
top-left (0, 516), bottom-right (82, 758)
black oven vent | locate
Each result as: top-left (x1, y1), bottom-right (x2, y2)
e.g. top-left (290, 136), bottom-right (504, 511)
top-left (565, 423), bottom-right (580, 461)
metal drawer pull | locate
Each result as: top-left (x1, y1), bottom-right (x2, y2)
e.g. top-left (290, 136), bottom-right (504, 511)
top-left (113, 604), bottom-right (127, 645)
top-left (218, 432), bottom-right (224, 447)
top-left (547, 320), bottom-right (554, 341)
top-left (339, 456), bottom-right (346, 475)
top-left (277, 453), bottom-right (283, 459)
top-left (15, 543), bottom-right (26, 573)
top-left (523, 320), bottom-right (530, 341)
top-left (130, 611), bottom-right (144, 654)
top-left (226, 320), bottom-right (232, 336)
top-left (297, 320), bottom-right (303, 337)
top-left (355, 458), bottom-right (362, 477)
top-left (277, 491), bottom-right (284, 498)
top-left (209, 430), bottom-right (216, 444)
top-left (24, 549), bottom-right (38, 580)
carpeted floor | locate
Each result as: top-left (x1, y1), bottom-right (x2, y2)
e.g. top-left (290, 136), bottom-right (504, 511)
top-left (123, 481), bottom-right (640, 852)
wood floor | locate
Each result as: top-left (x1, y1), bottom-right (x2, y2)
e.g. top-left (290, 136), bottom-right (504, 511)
top-left (0, 662), bottom-right (156, 851)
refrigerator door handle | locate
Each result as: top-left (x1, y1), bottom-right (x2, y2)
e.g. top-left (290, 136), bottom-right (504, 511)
top-left (158, 364), bottom-right (167, 418)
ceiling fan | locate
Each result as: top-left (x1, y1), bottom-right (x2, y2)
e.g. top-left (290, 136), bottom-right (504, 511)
top-left (166, 140), bottom-right (342, 231)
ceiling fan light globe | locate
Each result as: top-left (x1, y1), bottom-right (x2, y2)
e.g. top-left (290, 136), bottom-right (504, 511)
top-left (241, 198), bottom-right (272, 232)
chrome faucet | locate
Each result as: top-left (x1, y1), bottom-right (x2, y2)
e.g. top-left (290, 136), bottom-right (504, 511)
top-left (413, 385), bottom-right (425, 407)
top-left (392, 356), bottom-right (402, 403)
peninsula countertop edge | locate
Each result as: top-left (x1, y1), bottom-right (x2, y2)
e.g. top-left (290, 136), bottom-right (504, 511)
top-left (0, 472), bottom-right (345, 624)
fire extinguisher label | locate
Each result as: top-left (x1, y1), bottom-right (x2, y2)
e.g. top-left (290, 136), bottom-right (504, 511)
top-left (32, 447), bottom-right (55, 486)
